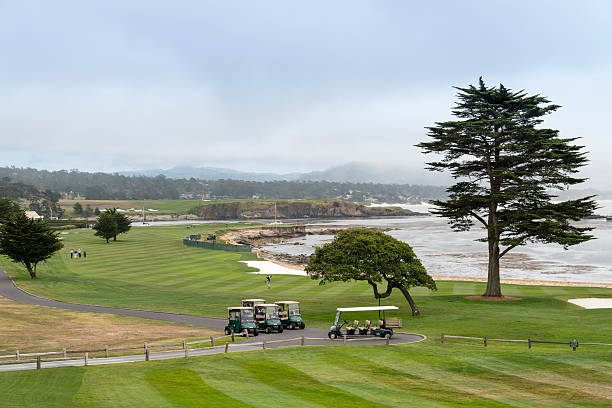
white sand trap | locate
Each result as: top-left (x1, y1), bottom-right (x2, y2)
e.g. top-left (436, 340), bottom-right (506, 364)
top-left (239, 260), bottom-right (307, 276)
top-left (568, 298), bottom-right (612, 309)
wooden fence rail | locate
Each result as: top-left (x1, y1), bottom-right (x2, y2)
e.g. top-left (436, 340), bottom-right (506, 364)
top-left (440, 333), bottom-right (612, 350)
top-left (0, 332), bottom-right (238, 366)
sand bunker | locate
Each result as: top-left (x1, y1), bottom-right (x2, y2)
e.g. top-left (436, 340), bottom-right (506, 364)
top-left (567, 298), bottom-right (612, 309)
top-left (239, 260), bottom-right (307, 276)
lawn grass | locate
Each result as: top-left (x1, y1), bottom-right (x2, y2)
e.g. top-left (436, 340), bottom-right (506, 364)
top-left (1, 343), bottom-right (610, 407)
top-left (3, 224), bottom-right (611, 342)
top-left (1, 224), bottom-right (611, 407)
top-left (0, 297), bottom-right (219, 355)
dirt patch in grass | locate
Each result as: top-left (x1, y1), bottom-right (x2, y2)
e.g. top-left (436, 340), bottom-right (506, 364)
top-left (465, 295), bottom-right (523, 301)
top-left (0, 297), bottom-right (218, 354)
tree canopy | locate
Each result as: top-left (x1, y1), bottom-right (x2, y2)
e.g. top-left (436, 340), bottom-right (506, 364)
top-left (0, 212), bottom-right (63, 278)
top-left (305, 228), bottom-right (436, 315)
top-left (418, 78), bottom-right (596, 297)
top-left (93, 212), bottom-right (118, 243)
top-left (0, 198), bottom-right (22, 222)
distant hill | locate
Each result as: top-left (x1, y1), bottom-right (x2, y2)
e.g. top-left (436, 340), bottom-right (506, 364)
top-left (120, 162), bottom-right (450, 185)
top-left (119, 166), bottom-right (301, 182)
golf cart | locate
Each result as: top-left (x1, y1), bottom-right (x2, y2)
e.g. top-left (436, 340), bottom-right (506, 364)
top-left (225, 307), bottom-right (259, 336)
top-left (275, 301), bottom-right (305, 330)
top-left (254, 304), bottom-right (284, 333)
top-left (242, 298), bottom-right (266, 309)
top-left (327, 306), bottom-right (401, 340)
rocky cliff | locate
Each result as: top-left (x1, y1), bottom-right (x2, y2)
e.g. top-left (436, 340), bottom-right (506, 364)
top-left (191, 200), bottom-right (416, 220)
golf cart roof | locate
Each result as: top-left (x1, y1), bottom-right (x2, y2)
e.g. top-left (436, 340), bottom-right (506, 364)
top-left (336, 306), bottom-right (399, 312)
top-left (275, 301), bottom-right (299, 305)
top-left (256, 303), bottom-right (280, 307)
top-left (242, 299), bottom-right (265, 302)
top-left (228, 307), bottom-right (255, 310)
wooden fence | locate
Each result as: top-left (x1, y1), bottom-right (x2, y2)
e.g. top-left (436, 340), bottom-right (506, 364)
top-left (0, 332), bottom-right (395, 370)
top-left (440, 333), bottom-right (612, 350)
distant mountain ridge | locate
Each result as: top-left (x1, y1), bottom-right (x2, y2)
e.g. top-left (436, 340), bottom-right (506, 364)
top-left (120, 162), bottom-right (449, 185)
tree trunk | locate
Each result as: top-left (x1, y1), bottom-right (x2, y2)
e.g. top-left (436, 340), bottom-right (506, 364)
top-left (398, 287), bottom-right (420, 316)
top-left (484, 211), bottom-right (502, 297)
top-left (25, 262), bottom-right (36, 279)
top-left (113, 235), bottom-right (117, 241)
top-left (106, 237), bottom-right (110, 243)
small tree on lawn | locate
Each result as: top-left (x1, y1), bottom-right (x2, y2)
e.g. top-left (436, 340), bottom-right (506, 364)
top-left (305, 228), bottom-right (436, 316)
top-left (0, 212), bottom-right (63, 278)
top-left (93, 212), bottom-right (118, 243)
top-left (417, 78), bottom-right (597, 297)
top-left (104, 208), bottom-right (131, 240)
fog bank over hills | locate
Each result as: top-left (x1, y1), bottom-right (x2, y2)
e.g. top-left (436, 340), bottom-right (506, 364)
top-left (120, 162), bottom-right (451, 186)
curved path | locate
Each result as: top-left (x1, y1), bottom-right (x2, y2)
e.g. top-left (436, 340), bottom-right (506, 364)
top-left (0, 267), bottom-right (425, 371)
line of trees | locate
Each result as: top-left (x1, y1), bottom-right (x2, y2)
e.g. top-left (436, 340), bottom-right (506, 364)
top-left (0, 168), bottom-right (447, 203)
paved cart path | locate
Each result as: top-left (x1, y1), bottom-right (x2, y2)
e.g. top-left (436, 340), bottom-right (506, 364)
top-left (0, 267), bottom-right (425, 372)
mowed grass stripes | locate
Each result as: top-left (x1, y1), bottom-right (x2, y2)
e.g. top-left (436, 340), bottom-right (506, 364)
top-left (2, 224), bottom-right (611, 344)
top-left (1, 344), bottom-right (610, 407)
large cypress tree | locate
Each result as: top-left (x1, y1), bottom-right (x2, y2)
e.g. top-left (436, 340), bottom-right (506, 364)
top-left (418, 78), bottom-right (597, 297)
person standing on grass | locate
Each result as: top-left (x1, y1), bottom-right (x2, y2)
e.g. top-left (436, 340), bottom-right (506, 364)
top-left (78, 248), bottom-right (81, 258)
top-left (266, 274), bottom-right (271, 289)
top-left (70, 249), bottom-right (73, 259)
top-left (83, 250), bottom-right (86, 259)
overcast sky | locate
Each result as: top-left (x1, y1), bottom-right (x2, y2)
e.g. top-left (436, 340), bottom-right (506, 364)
top-left (0, 1), bottom-right (610, 188)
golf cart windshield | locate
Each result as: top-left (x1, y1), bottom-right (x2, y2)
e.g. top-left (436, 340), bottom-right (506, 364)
top-left (288, 304), bottom-right (300, 316)
top-left (241, 309), bottom-right (254, 322)
top-left (266, 308), bottom-right (279, 320)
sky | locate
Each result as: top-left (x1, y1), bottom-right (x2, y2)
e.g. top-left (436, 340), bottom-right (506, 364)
top-left (0, 1), bottom-right (611, 188)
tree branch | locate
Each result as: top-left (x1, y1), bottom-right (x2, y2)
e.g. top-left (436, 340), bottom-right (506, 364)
top-left (498, 244), bottom-right (518, 259)
top-left (470, 211), bottom-right (487, 227)
top-left (367, 279), bottom-right (394, 298)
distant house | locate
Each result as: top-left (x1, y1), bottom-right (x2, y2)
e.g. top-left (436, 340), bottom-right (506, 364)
top-left (25, 211), bottom-right (43, 220)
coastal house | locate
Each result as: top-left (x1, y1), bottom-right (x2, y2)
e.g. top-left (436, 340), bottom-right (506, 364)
top-left (25, 211), bottom-right (43, 220)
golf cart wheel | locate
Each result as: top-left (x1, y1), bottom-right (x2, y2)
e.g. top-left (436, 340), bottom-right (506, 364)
top-left (384, 333), bottom-right (391, 340)
top-left (329, 332), bottom-right (337, 340)
top-left (266, 326), bottom-right (271, 334)
top-left (224, 327), bottom-right (230, 335)
top-left (299, 322), bottom-right (305, 329)
top-left (253, 329), bottom-right (259, 337)
top-left (289, 323), bottom-right (295, 330)
top-left (279, 327), bottom-right (284, 333)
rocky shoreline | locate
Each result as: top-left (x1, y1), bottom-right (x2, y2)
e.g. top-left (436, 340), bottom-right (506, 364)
top-left (221, 225), bottom-right (388, 266)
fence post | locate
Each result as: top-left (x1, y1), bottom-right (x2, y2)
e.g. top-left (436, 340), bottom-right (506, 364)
top-left (84, 353), bottom-right (88, 366)
top-left (144, 342), bottom-right (148, 355)
top-left (441, 333), bottom-right (445, 343)
top-left (528, 338), bottom-right (531, 349)
top-left (263, 340), bottom-right (266, 350)
top-left (483, 336), bottom-right (487, 347)
top-left (63, 348), bottom-right (67, 359)
top-left (16, 350), bottom-right (19, 361)
top-left (301, 335), bottom-right (305, 346)
top-left (224, 343), bottom-right (229, 353)
top-left (343, 335), bottom-right (347, 346)
top-left (386, 335), bottom-right (390, 346)
top-left (231, 331), bottom-right (235, 342)
top-left (36, 355), bottom-right (41, 369)
top-left (210, 336), bottom-right (215, 348)
top-left (182, 339), bottom-right (187, 351)
top-left (184, 346), bottom-right (189, 358)
top-left (146, 348), bottom-right (150, 361)
top-left (105, 345), bottom-right (109, 358)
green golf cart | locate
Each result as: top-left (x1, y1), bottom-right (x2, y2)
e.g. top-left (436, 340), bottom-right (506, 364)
top-left (225, 307), bottom-right (259, 336)
top-left (275, 301), bottom-right (305, 330)
top-left (254, 304), bottom-right (284, 334)
top-left (327, 306), bottom-right (400, 339)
